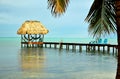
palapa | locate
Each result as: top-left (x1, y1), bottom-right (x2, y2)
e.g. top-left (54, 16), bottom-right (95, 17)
top-left (17, 20), bottom-right (49, 35)
top-left (17, 20), bottom-right (49, 48)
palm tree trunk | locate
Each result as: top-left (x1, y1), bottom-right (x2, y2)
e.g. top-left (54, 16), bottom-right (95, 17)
top-left (115, 1), bottom-right (120, 79)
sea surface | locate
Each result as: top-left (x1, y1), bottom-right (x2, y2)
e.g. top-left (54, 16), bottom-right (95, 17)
top-left (0, 37), bottom-right (117, 79)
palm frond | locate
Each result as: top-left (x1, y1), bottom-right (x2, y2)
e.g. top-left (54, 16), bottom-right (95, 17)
top-left (85, 0), bottom-right (116, 38)
top-left (48, 0), bottom-right (69, 17)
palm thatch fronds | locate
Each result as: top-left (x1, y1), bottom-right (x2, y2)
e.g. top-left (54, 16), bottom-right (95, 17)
top-left (17, 20), bottom-right (49, 35)
top-left (48, 0), bottom-right (69, 17)
top-left (85, 0), bottom-right (116, 38)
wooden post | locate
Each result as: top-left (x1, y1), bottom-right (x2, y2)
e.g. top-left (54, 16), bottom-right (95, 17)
top-left (41, 35), bottom-right (44, 47)
top-left (72, 45), bottom-right (76, 51)
top-left (98, 46), bottom-right (100, 51)
top-left (116, 47), bottom-right (118, 54)
top-left (72, 45), bottom-right (74, 50)
top-left (66, 45), bottom-right (69, 50)
top-left (113, 47), bottom-right (114, 54)
top-left (93, 46), bottom-right (96, 51)
top-left (27, 34), bottom-right (30, 47)
top-left (107, 46), bottom-right (110, 52)
top-left (103, 46), bottom-right (105, 52)
top-left (87, 45), bottom-right (90, 51)
top-left (89, 46), bottom-right (92, 51)
top-left (21, 35), bottom-right (23, 48)
top-left (45, 44), bottom-right (47, 48)
top-left (86, 45), bottom-right (90, 52)
top-left (54, 44), bottom-right (57, 49)
top-left (74, 45), bottom-right (76, 51)
top-left (79, 45), bottom-right (82, 52)
top-left (86, 45), bottom-right (87, 52)
top-left (67, 45), bottom-right (69, 50)
top-left (59, 40), bottom-right (63, 49)
top-left (50, 44), bottom-right (51, 48)
top-left (59, 43), bottom-right (62, 49)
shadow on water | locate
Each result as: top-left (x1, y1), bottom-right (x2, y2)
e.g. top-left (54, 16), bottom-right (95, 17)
top-left (20, 48), bottom-right (46, 72)
top-left (85, 50), bottom-right (118, 59)
top-left (58, 47), bottom-right (117, 59)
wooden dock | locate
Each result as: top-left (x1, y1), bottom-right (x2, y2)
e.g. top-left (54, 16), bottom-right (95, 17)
top-left (43, 42), bottom-right (118, 53)
top-left (20, 41), bottom-right (118, 53)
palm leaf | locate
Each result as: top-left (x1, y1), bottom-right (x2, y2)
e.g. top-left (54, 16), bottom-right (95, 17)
top-left (48, 0), bottom-right (69, 17)
top-left (85, 0), bottom-right (116, 38)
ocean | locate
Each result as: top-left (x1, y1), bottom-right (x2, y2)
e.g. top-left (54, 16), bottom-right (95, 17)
top-left (0, 37), bottom-right (117, 79)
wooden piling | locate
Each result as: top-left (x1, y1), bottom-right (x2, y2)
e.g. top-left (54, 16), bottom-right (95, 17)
top-left (107, 46), bottom-right (110, 52)
top-left (79, 45), bottom-right (82, 52)
top-left (41, 42), bottom-right (117, 54)
top-left (113, 47), bottom-right (115, 54)
top-left (67, 45), bottom-right (69, 50)
top-left (86, 45), bottom-right (87, 52)
top-left (93, 46), bottom-right (96, 51)
top-left (45, 44), bottom-right (47, 48)
top-left (98, 46), bottom-right (100, 51)
top-left (54, 44), bottom-right (57, 49)
top-left (103, 46), bottom-right (105, 52)
top-left (59, 43), bottom-right (62, 49)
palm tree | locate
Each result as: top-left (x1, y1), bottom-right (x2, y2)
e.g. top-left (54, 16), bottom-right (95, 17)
top-left (47, 0), bottom-right (120, 79)
top-left (47, 0), bottom-right (69, 17)
top-left (115, 1), bottom-right (120, 79)
top-left (85, 0), bottom-right (116, 38)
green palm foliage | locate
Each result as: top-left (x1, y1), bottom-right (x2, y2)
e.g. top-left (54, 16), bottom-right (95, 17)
top-left (85, 0), bottom-right (116, 38)
top-left (47, 0), bottom-right (69, 17)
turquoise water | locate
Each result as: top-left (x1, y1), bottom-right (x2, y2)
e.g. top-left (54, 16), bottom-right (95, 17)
top-left (0, 37), bottom-right (117, 79)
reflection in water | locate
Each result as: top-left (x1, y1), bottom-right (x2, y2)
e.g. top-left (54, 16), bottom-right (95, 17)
top-left (86, 50), bottom-right (117, 58)
top-left (17, 48), bottom-right (117, 79)
top-left (20, 48), bottom-right (45, 72)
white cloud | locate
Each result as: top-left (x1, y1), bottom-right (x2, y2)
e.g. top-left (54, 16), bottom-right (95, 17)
top-left (0, 0), bottom-right (95, 37)
top-left (0, 0), bottom-right (46, 8)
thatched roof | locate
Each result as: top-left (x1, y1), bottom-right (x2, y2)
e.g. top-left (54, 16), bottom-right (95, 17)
top-left (17, 20), bottom-right (49, 35)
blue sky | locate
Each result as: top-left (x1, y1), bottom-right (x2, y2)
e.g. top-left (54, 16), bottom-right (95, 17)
top-left (0, 0), bottom-right (117, 38)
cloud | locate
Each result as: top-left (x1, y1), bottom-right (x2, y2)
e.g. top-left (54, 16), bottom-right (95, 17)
top-left (0, 0), bottom-right (49, 24)
top-left (0, 0), bottom-right (45, 7)
top-left (0, 0), bottom-right (95, 37)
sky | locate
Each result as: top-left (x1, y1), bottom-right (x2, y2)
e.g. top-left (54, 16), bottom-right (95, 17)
top-left (0, 0), bottom-right (117, 38)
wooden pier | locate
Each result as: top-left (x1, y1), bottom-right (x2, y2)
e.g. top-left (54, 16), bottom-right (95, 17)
top-left (43, 42), bottom-right (118, 53)
top-left (21, 41), bottom-right (118, 53)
